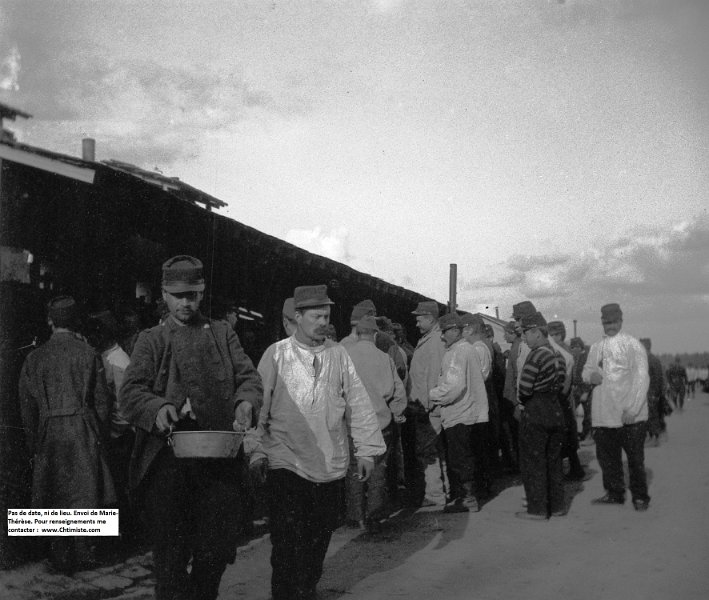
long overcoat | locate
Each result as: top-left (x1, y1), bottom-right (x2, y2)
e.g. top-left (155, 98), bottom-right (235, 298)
top-left (19, 332), bottom-right (116, 508)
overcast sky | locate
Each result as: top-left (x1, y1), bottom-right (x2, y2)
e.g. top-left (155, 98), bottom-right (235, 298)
top-left (1, 0), bottom-right (708, 353)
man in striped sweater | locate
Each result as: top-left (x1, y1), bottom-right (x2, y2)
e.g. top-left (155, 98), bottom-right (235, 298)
top-left (515, 311), bottom-right (567, 521)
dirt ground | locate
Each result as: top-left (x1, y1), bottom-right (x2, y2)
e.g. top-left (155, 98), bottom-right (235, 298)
top-left (217, 389), bottom-right (709, 600)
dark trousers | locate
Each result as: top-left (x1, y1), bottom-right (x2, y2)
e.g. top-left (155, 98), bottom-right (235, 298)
top-left (442, 424), bottom-right (475, 500)
top-left (470, 422), bottom-right (491, 499)
top-left (560, 394), bottom-right (584, 476)
top-left (518, 394), bottom-right (565, 516)
top-left (499, 398), bottom-right (520, 471)
top-left (267, 469), bottom-right (343, 600)
top-left (594, 423), bottom-right (650, 503)
top-left (346, 423), bottom-right (393, 521)
top-left (142, 448), bottom-right (243, 600)
top-left (401, 410), bottom-right (445, 505)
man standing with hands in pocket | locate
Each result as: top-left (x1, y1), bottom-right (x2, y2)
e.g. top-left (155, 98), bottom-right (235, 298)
top-left (120, 255), bottom-right (262, 600)
top-left (582, 303), bottom-right (650, 511)
top-left (251, 284), bottom-right (385, 600)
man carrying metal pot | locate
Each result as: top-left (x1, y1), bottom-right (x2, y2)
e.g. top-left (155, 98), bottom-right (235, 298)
top-left (120, 255), bottom-right (262, 600)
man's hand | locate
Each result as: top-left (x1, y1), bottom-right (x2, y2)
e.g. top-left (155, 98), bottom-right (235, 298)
top-left (249, 457), bottom-right (268, 486)
top-left (233, 401), bottom-right (253, 431)
top-left (513, 404), bottom-right (524, 422)
top-left (621, 410), bottom-right (635, 425)
top-left (589, 372), bottom-right (603, 386)
top-left (357, 457), bottom-right (374, 483)
top-left (155, 404), bottom-right (178, 433)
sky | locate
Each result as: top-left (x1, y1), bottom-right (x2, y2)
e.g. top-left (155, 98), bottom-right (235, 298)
top-left (1, 0), bottom-right (708, 353)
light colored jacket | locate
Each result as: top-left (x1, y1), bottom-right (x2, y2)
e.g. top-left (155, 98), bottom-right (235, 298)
top-left (429, 339), bottom-right (489, 428)
top-left (345, 339), bottom-right (406, 431)
top-left (254, 336), bottom-right (385, 483)
top-left (582, 330), bottom-right (649, 427)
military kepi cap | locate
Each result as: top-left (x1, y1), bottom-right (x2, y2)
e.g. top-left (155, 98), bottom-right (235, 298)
top-left (569, 336), bottom-right (585, 349)
top-left (547, 321), bottom-right (566, 337)
top-left (412, 301), bottom-right (439, 318)
top-left (282, 297), bottom-right (295, 320)
top-left (512, 300), bottom-right (536, 320)
top-left (601, 303), bottom-right (623, 322)
top-left (162, 255), bottom-right (205, 293)
top-left (293, 285), bottom-right (334, 309)
top-left (439, 312), bottom-right (463, 331)
top-left (350, 299), bottom-right (377, 323)
top-left (48, 295), bottom-right (78, 327)
top-left (521, 311), bottom-right (547, 331)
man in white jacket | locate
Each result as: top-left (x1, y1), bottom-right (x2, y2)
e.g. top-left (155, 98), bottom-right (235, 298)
top-left (430, 313), bottom-right (488, 513)
top-left (582, 303), bottom-right (650, 511)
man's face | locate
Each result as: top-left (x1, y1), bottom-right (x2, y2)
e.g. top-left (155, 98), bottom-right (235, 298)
top-left (504, 329), bottom-right (516, 344)
top-left (162, 289), bottom-right (203, 323)
top-left (602, 319), bottom-right (623, 337)
top-left (550, 332), bottom-right (563, 346)
top-left (462, 325), bottom-right (474, 342)
top-left (523, 327), bottom-right (542, 348)
top-left (416, 314), bottom-right (435, 334)
top-left (295, 306), bottom-right (331, 343)
top-left (226, 310), bottom-right (238, 329)
top-left (441, 327), bottom-right (461, 348)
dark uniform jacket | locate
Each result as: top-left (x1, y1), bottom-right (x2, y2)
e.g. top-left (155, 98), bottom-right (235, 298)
top-left (119, 314), bottom-right (263, 489)
top-left (19, 331), bottom-right (116, 508)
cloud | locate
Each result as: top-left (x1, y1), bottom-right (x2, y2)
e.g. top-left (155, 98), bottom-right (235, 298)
top-left (285, 227), bottom-right (353, 264)
top-left (0, 46), bottom-right (20, 91)
top-left (461, 215), bottom-right (709, 323)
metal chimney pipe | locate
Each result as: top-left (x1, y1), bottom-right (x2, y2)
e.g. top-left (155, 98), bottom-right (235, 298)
top-left (448, 263), bottom-right (457, 314)
top-left (573, 319), bottom-right (578, 338)
top-left (82, 138), bottom-right (96, 162)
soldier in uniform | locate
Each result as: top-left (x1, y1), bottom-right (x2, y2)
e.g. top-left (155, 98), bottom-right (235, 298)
top-left (120, 256), bottom-right (262, 600)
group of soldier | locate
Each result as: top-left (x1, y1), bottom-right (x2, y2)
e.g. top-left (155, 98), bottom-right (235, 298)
top-left (17, 254), bottom-right (691, 600)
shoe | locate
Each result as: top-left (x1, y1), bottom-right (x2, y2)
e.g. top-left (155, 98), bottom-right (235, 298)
top-left (591, 493), bottom-right (625, 505)
top-left (345, 519), bottom-right (365, 530)
top-left (632, 500), bottom-right (650, 511)
top-left (443, 497), bottom-right (470, 513)
top-left (462, 497), bottom-right (480, 512)
top-left (515, 511), bottom-right (548, 521)
top-left (565, 470), bottom-right (592, 482)
top-left (364, 518), bottom-right (383, 533)
top-left (421, 496), bottom-right (446, 508)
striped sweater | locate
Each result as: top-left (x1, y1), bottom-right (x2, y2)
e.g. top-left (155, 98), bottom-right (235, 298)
top-left (518, 343), bottom-right (566, 404)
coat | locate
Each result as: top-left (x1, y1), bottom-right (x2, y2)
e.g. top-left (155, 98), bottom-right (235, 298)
top-left (119, 314), bottom-right (263, 489)
top-left (19, 331), bottom-right (116, 508)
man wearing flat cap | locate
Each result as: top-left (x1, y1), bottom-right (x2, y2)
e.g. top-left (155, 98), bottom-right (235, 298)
top-left (402, 300), bottom-right (448, 507)
top-left (19, 296), bottom-right (116, 573)
top-left (120, 255), bottom-right (263, 600)
top-left (569, 337), bottom-right (593, 442)
top-left (582, 303), bottom-right (650, 510)
top-left (341, 299), bottom-right (407, 382)
top-left (515, 311), bottom-right (567, 520)
top-left (430, 313), bottom-right (489, 512)
top-left (344, 315), bottom-right (406, 530)
top-left (251, 285), bottom-right (384, 600)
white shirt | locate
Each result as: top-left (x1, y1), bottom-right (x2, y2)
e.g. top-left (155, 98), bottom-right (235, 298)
top-left (582, 331), bottom-right (649, 428)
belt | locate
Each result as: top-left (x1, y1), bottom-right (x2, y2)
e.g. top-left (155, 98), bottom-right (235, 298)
top-left (44, 407), bottom-right (89, 418)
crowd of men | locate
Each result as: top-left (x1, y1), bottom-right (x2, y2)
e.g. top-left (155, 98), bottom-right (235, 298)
top-left (17, 255), bottom-right (707, 600)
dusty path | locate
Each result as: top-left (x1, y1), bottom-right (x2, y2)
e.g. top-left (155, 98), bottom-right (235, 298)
top-left (218, 390), bottom-right (709, 600)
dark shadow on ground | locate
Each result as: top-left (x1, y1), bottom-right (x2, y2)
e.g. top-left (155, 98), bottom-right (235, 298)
top-left (318, 507), bottom-right (469, 599)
